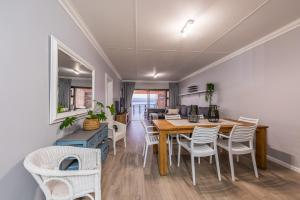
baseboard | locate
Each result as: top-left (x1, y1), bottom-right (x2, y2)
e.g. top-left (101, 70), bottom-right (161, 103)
top-left (267, 155), bottom-right (300, 173)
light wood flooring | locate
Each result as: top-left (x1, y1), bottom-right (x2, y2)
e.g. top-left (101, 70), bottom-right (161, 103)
top-left (100, 121), bottom-right (300, 200)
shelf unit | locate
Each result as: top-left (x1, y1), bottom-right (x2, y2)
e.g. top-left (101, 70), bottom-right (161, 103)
top-left (179, 90), bottom-right (207, 97)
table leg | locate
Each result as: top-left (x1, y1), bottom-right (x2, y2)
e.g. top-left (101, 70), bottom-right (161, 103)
top-left (158, 131), bottom-right (168, 176)
top-left (256, 128), bottom-right (267, 169)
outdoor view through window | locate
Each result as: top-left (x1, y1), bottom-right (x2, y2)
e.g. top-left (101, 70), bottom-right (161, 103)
top-left (131, 90), bottom-right (169, 120)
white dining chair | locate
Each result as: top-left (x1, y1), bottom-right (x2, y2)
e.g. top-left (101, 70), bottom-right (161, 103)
top-left (235, 117), bottom-right (259, 162)
top-left (141, 120), bottom-right (171, 168)
top-left (217, 124), bottom-right (258, 181)
top-left (177, 125), bottom-right (221, 185)
top-left (107, 120), bottom-right (127, 155)
top-left (165, 114), bottom-right (182, 166)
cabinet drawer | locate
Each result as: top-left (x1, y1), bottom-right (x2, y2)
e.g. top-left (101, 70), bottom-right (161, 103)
top-left (87, 134), bottom-right (98, 147)
top-left (99, 142), bottom-right (109, 161)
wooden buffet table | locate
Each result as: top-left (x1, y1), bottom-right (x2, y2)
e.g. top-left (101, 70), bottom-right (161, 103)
top-left (152, 119), bottom-right (269, 176)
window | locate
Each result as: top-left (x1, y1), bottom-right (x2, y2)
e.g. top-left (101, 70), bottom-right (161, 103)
top-left (132, 89), bottom-right (169, 108)
top-left (70, 87), bottom-right (92, 110)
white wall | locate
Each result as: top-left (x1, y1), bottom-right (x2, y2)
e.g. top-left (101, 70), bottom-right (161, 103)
top-left (0, 1), bottom-right (120, 199)
top-left (134, 82), bottom-right (169, 90)
top-left (180, 26), bottom-right (300, 169)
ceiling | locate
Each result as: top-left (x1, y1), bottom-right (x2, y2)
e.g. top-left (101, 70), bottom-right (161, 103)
top-left (58, 49), bottom-right (92, 79)
top-left (65, 0), bottom-right (300, 81)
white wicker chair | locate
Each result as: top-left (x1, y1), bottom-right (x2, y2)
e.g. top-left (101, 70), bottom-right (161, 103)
top-left (23, 146), bottom-right (101, 200)
top-left (107, 120), bottom-right (127, 155)
top-left (177, 126), bottom-right (221, 185)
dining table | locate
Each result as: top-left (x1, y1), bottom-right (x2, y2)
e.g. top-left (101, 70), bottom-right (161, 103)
top-left (152, 118), bottom-right (269, 176)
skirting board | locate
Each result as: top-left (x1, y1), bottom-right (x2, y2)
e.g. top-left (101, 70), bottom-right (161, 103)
top-left (267, 155), bottom-right (300, 174)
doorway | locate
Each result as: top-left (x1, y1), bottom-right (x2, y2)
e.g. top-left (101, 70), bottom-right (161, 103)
top-left (105, 73), bottom-right (113, 120)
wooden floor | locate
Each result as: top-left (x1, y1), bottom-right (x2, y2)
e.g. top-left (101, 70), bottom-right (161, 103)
top-left (100, 121), bottom-right (300, 200)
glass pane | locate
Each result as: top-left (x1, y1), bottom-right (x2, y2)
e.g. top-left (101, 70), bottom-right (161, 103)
top-left (74, 88), bottom-right (92, 109)
top-left (131, 90), bottom-right (148, 120)
top-left (150, 90), bottom-right (166, 108)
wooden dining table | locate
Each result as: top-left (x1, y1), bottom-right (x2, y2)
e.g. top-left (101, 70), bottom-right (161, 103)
top-left (152, 118), bottom-right (269, 176)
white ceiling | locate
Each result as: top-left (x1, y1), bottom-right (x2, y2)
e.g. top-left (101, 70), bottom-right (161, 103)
top-left (58, 49), bottom-right (92, 78)
top-left (66, 0), bottom-right (300, 81)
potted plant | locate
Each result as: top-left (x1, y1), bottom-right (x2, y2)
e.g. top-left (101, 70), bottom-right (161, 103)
top-left (83, 101), bottom-right (107, 131)
top-left (205, 83), bottom-right (214, 106)
top-left (205, 83), bottom-right (219, 122)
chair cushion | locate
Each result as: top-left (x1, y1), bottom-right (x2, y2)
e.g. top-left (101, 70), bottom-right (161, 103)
top-left (167, 108), bottom-right (179, 115)
top-left (179, 105), bottom-right (187, 116)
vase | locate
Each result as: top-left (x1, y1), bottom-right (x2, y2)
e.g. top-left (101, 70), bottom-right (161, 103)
top-left (83, 118), bottom-right (100, 131)
top-left (208, 105), bottom-right (219, 123)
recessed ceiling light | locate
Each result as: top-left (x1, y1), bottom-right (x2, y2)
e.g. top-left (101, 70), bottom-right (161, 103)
top-left (153, 73), bottom-right (159, 78)
top-left (181, 19), bottom-right (195, 37)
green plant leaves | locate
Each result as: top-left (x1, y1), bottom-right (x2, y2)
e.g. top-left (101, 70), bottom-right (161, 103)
top-left (106, 104), bottom-right (116, 116)
top-left (59, 116), bottom-right (77, 130)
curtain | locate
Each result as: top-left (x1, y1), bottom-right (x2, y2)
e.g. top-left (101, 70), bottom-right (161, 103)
top-left (169, 82), bottom-right (179, 108)
top-left (122, 82), bottom-right (135, 111)
top-left (58, 78), bottom-right (71, 109)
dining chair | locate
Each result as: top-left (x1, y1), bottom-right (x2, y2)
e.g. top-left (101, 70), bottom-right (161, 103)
top-left (177, 125), bottom-right (221, 185)
top-left (141, 120), bottom-right (171, 168)
top-left (235, 117), bottom-right (259, 162)
top-left (217, 124), bottom-right (258, 181)
top-left (165, 114), bottom-right (182, 166)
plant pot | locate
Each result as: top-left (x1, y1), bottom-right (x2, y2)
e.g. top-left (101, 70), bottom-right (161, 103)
top-left (83, 118), bottom-right (100, 131)
top-left (208, 105), bottom-right (219, 123)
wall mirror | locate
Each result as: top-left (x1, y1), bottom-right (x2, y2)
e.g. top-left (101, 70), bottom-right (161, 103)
top-left (50, 36), bottom-right (95, 124)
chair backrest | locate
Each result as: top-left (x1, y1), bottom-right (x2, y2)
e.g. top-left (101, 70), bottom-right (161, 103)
top-left (141, 120), bottom-right (158, 135)
top-left (238, 116), bottom-right (259, 125)
top-left (230, 125), bottom-right (257, 143)
top-left (191, 126), bottom-right (220, 145)
top-left (165, 114), bottom-right (181, 120)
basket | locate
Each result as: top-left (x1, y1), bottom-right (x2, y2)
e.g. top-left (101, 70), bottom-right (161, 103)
top-left (83, 118), bottom-right (100, 131)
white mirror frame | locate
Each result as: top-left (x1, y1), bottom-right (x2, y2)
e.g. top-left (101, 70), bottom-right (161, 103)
top-left (49, 35), bottom-right (95, 124)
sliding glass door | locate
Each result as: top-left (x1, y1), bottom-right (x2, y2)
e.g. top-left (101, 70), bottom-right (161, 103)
top-left (131, 89), bottom-right (169, 120)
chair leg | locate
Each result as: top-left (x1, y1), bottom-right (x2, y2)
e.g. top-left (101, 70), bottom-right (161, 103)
top-left (143, 145), bottom-right (149, 168)
top-left (215, 153), bottom-right (221, 181)
top-left (191, 155), bottom-right (196, 185)
top-left (177, 144), bottom-right (181, 167)
top-left (251, 151), bottom-right (259, 178)
top-left (236, 155), bottom-right (239, 163)
top-left (198, 157), bottom-right (200, 164)
top-left (142, 142), bottom-right (145, 156)
top-left (169, 141), bottom-right (172, 167)
top-left (170, 136), bottom-right (173, 156)
top-left (229, 152), bottom-right (235, 181)
top-left (209, 156), bottom-right (213, 164)
top-left (124, 137), bottom-right (127, 148)
top-left (113, 140), bottom-right (116, 156)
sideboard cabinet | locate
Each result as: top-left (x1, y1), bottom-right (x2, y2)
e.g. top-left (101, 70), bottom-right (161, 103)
top-left (55, 123), bottom-right (109, 169)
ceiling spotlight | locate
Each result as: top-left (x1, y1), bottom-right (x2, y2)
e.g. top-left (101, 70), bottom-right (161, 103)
top-left (181, 19), bottom-right (195, 37)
